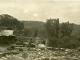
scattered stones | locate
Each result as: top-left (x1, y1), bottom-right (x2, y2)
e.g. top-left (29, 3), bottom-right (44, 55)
top-left (0, 48), bottom-right (80, 60)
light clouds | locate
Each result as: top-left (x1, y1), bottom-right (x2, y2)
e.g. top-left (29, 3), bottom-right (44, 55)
top-left (0, 0), bottom-right (80, 24)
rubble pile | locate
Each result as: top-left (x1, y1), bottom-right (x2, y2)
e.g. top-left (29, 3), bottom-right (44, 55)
top-left (0, 48), bottom-right (80, 60)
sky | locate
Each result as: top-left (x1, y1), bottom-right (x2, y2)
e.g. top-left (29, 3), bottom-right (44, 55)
top-left (0, 0), bottom-right (80, 24)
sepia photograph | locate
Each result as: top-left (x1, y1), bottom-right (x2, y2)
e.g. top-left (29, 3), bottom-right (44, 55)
top-left (0, 0), bottom-right (80, 60)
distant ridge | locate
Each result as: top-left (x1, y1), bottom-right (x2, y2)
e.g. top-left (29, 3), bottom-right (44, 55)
top-left (22, 21), bottom-right (45, 30)
top-left (22, 21), bottom-right (80, 36)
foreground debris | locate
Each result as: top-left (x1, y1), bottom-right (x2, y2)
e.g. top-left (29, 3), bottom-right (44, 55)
top-left (0, 47), bottom-right (80, 60)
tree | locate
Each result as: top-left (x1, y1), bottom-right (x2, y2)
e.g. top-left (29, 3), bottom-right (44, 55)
top-left (45, 19), bottom-right (75, 48)
top-left (60, 21), bottom-right (73, 38)
top-left (0, 14), bottom-right (24, 30)
top-left (45, 18), bottom-right (59, 47)
top-left (58, 22), bottom-right (74, 48)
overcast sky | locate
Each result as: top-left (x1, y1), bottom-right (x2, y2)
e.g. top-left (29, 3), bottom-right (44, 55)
top-left (0, 0), bottom-right (80, 24)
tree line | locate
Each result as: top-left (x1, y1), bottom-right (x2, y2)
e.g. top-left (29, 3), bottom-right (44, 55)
top-left (45, 18), bottom-right (80, 48)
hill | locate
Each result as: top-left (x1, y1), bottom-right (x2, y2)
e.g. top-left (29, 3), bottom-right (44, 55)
top-left (22, 21), bottom-right (80, 37)
top-left (22, 21), bottom-right (45, 30)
